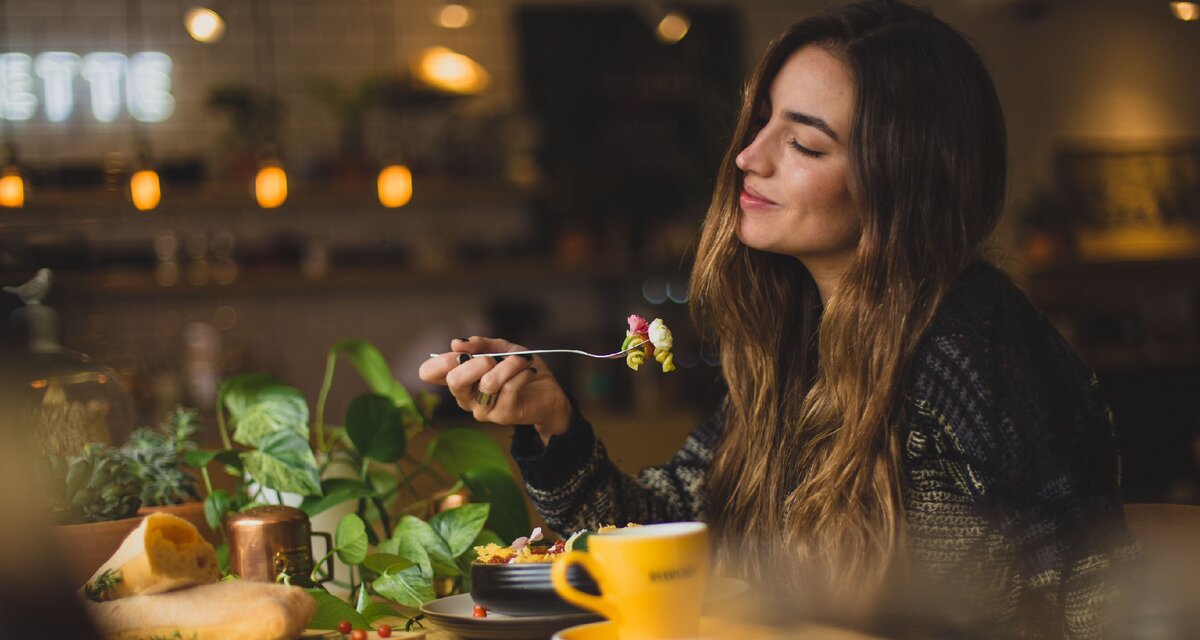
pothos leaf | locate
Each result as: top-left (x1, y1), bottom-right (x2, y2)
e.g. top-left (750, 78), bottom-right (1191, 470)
top-left (345, 393), bottom-right (407, 461)
top-left (335, 513), bottom-right (369, 565)
top-left (240, 430), bottom-right (321, 497)
top-left (373, 565), bottom-right (436, 608)
top-left (232, 386), bottom-right (309, 448)
top-left (304, 589), bottom-right (370, 630)
top-left (429, 503), bottom-right (490, 558)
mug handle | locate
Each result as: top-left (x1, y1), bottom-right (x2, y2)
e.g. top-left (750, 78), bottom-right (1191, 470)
top-left (552, 551), bottom-right (621, 623)
top-left (312, 531), bottom-right (335, 583)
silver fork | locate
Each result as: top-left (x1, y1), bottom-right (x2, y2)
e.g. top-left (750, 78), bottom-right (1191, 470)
top-left (430, 340), bottom-right (650, 361)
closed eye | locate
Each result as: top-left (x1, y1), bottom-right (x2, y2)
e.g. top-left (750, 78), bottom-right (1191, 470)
top-left (788, 139), bottom-right (825, 158)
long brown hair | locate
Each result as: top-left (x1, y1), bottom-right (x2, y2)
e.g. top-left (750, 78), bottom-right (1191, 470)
top-left (690, 0), bottom-right (1007, 603)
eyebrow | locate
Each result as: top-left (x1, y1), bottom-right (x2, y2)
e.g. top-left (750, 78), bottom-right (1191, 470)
top-left (782, 110), bottom-right (840, 143)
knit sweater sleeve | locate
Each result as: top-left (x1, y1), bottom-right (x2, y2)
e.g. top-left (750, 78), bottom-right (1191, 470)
top-left (509, 403), bottom-right (722, 537)
top-left (911, 308), bottom-right (1141, 638)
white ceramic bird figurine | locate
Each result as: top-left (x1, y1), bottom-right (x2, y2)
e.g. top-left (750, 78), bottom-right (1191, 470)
top-left (3, 268), bottom-right (52, 305)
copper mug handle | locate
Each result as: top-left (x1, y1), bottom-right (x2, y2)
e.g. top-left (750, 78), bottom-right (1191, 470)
top-left (312, 531), bottom-right (335, 583)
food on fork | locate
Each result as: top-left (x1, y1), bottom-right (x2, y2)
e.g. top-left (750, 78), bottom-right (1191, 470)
top-left (622, 314), bottom-right (676, 372)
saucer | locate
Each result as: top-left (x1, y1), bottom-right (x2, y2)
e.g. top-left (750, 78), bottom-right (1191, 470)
top-left (420, 592), bottom-right (602, 640)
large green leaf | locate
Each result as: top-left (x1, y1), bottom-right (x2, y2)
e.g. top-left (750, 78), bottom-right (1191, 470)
top-left (241, 430), bottom-right (322, 497)
top-left (335, 513), bottom-right (369, 565)
top-left (362, 602), bottom-right (404, 623)
top-left (429, 503), bottom-right (490, 558)
top-left (305, 589), bottom-right (370, 630)
top-left (233, 386), bottom-right (309, 448)
top-left (204, 490), bottom-right (232, 532)
top-left (300, 478), bottom-right (376, 518)
top-left (330, 340), bottom-right (416, 413)
top-left (373, 565), bottom-right (436, 608)
top-left (345, 394), bottom-right (407, 461)
top-left (375, 536), bottom-right (430, 578)
top-left (219, 373), bottom-right (281, 421)
top-left (390, 515), bottom-right (461, 577)
top-left (363, 552), bottom-right (413, 575)
top-left (430, 428), bottom-right (513, 479)
top-left (462, 468), bottom-right (530, 543)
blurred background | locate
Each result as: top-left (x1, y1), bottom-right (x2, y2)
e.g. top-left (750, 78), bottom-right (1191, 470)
top-left (1, 0), bottom-right (1197, 505)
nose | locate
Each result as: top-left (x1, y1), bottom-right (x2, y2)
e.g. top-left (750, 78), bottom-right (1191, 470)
top-left (735, 129), bottom-right (770, 176)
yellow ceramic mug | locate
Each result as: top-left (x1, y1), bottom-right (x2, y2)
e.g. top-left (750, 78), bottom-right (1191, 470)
top-left (552, 522), bottom-right (709, 640)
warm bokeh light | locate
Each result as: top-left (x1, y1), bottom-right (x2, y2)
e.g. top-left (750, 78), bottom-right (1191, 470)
top-left (1170, 2), bottom-right (1199, 21)
top-left (415, 47), bottom-right (490, 94)
top-left (0, 168), bottom-right (24, 208)
top-left (130, 169), bottom-right (161, 211)
top-left (435, 3), bottom-right (474, 29)
top-left (255, 163), bottom-right (288, 209)
top-left (656, 12), bottom-right (691, 44)
top-left (185, 7), bottom-right (226, 43)
top-left (377, 164), bottom-right (413, 208)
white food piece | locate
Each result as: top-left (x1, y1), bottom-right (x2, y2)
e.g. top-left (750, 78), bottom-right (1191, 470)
top-left (648, 318), bottom-right (673, 350)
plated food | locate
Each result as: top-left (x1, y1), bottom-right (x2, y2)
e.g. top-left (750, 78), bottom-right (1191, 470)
top-left (469, 525), bottom-right (640, 617)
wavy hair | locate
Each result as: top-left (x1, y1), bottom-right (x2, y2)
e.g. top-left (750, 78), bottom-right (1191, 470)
top-left (690, 0), bottom-right (1007, 604)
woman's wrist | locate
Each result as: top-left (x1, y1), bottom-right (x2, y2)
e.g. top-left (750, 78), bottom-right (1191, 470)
top-left (533, 392), bottom-right (572, 446)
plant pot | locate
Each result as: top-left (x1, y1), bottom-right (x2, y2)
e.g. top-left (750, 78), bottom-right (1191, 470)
top-left (138, 501), bottom-right (220, 546)
top-left (53, 515), bottom-right (144, 589)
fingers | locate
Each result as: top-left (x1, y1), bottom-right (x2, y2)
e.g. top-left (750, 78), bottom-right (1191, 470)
top-left (418, 336), bottom-right (524, 385)
top-left (475, 365), bottom-right (541, 424)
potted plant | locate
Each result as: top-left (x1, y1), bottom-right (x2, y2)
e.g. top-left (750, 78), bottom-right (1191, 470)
top-left (189, 338), bottom-right (529, 633)
top-left (42, 443), bottom-right (145, 587)
top-left (122, 407), bottom-right (216, 544)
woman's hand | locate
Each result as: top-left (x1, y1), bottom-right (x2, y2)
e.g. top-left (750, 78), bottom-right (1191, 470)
top-left (418, 337), bottom-right (572, 445)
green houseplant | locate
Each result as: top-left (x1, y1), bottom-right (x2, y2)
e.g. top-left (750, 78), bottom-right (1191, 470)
top-left (192, 339), bottom-right (529, 632)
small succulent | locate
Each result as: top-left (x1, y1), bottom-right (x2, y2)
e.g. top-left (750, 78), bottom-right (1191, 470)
top-left (122, 407), bottom-right (201, 507)
top-left (44, 443), bottom-right (142, 523)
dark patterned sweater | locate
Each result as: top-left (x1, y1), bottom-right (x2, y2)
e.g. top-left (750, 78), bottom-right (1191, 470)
top-left (510, 262), bottom-right (1141, 638)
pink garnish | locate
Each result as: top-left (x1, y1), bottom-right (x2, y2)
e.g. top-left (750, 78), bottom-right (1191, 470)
top-left (627, 314), bottom-right (648, 335)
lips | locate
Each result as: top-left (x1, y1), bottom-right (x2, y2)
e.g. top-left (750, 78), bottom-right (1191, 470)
top-left (739, 182), bottom-right (776, 210)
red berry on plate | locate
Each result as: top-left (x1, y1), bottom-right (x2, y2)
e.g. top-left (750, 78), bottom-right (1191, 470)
top-left (377, 624), bottom-right (392, 638)
top-left (337, 620), bottom-right (352, 634)
top-left (350, 630), bottom-right (368, 640)
top-left (473, 604), bottom-right (488, 618)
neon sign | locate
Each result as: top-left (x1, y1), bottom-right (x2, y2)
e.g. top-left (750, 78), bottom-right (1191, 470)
top-left (0, 51), bottom-right (174, 123)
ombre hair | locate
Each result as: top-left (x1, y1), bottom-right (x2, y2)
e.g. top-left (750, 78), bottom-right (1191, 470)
top-left (689, 0), bottom-right (1006, 604)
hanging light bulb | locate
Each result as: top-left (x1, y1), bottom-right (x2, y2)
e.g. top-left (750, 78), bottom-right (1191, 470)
top-left (414, 47), bottom-right (490, 94)
top-left (0, 165), bottom-right (24, 208)
top-left (435, 2), bottom-right (474, 29)
top-left (1170, 2), bottom-right (1199, 21)
top-left (377, 164), bottom-right (413, 208)
top-left (255, 161), bottom-right (287, 209)
top-left (655, 11), bottom-right (691, 44)
top-left (185, 7), bottom-right (226, 43)
top-left (129, 168), bottom-right (161, 211)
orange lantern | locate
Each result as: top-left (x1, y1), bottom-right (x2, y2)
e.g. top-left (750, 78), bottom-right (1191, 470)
top-left (377, 164), bottom-right (413, 208)
top-left (130, 169), bottom-right (161, 211)
top-left (255, 162), bottom-right (287, 209)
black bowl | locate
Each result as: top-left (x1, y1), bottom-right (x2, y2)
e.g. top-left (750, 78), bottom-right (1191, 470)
top-left (470, 561), bottom-right (600, 617)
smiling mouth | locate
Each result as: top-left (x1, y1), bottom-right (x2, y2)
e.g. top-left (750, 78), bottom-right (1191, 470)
top-left (739, 184), bottom-right (776, 209)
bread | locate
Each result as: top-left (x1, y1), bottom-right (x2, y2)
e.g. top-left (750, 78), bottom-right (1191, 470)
top-left (84, 512), bottom-right (220, 600)
top-left (86, 580), bottom-right (317, 640)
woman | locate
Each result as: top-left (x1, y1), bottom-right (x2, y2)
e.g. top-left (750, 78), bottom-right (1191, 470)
top-left (419, 0), bottom-right (1140, 635)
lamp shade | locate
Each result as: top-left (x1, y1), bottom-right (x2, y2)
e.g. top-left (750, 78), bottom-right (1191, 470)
top-left (0, 168), bottom-right (24, 208)
top-left (377, 164), bottom-right (413, 208)
top-left (255, 163), bottom-right (287, 209)
top-left (185, 7), bottom-right (226, 43)
top-left (130, 169), bottom-right (161, 211)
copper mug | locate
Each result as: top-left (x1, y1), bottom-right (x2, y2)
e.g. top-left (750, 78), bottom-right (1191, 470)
top-left (226, 505), bottom-right (333, 587)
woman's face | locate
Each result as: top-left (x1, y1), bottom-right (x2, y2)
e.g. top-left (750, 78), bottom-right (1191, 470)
top-left (735, 45), bottom-right (860, 265)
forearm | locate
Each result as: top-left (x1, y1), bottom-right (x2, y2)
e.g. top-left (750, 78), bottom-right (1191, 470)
top-left (511, 407), bottom-right (720, 536)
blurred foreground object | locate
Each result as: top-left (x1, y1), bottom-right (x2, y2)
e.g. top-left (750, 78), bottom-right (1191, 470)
top-left (1123, 503), bottom-right (1200, 633)
top-left (185, 6), bottom-right (226, 43)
